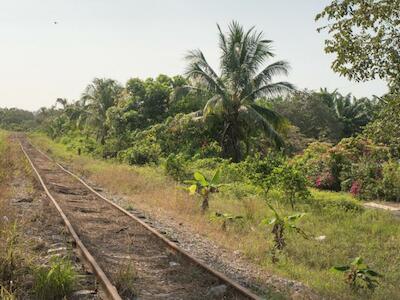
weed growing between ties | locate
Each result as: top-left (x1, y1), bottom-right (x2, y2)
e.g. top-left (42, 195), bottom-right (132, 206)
top-left (33, 257), bottom-right (76, 300)
top-left (114, 263), bottom-right (138, 299)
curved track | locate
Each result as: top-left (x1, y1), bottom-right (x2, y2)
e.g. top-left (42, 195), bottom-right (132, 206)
top-left (20, 138), bottom-right (261, 300)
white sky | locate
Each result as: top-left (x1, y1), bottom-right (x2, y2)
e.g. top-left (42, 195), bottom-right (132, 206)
top-left (0, 0), bottom-right (388, 111)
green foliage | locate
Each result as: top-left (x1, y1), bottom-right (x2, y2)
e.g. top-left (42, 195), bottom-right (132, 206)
top-left (33, 257), bottom-right (76, 300)
top-left (332, 257), bottom-right (381, 292)
top-left (311, 190), bottom-right (363, 213)
top-left (185, 21), bottom-right (293, 162)
top-left (211, 212), bottom-right (243, 231)
top-left (272, 163), bottom-right (311, 209)
top-left (185, 169), bottom-right (224, 212)
top-left (364, 96), bottom-right (400, 157)
top-left (273, 90), bottom-right (343, 141)
top-left (163, 154), bottom-right (190, 181)
top-left (262, 203), bottom-right (307, 262)
top-left (82, 78), bottom-right (124, 144)
top-left (380, 160), bottom-right (400, 202)
top-left (119, 139), bottom-right (161, 165)
top-left (316, 0), bottom-right (400, 92)
top-left (0, 223), bottom-right (18, 285)
top-left (242, 153), bottom-right (285, 192)
top-left (0, 108), bottom-right (36, 131)
top-left (295, 137), bottom-right (400, 201)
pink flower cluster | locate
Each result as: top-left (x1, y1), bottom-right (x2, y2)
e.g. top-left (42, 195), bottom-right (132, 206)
top-left (315, 172), bottom-right (335, 189)
top-left (350, 181), bottom-right (362, 196)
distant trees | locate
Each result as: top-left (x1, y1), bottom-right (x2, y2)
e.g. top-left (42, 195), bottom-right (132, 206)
top-left (273, 89), bottom-right (377, 142)
top-left (81, 78), bottom-right (123, 144)
top-left (0, 108), bottom-right (36, 131)
top-left (185, 21), bottom-right (293, 162)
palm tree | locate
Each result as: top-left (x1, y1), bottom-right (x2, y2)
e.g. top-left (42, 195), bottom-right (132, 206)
top-left (334, 94), bottom-right (374, 137)
top-left (56, 98), bottom-right (68, 109)
top-left (185, 21), bottom-right (294, 162)
top-left (81, 78), bottom-right (123, 144)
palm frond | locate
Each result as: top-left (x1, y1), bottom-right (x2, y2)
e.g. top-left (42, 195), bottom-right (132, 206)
top-left (245, 81), bottom-right (295, 100)
top-left (203, 95), bottom-right (223, 117)
top-left (249, 103), bottom-right (286, 130)
top-left (185, 50), bottom-right (227, 98)
top-left (238, 105), bottom-right (284, 148)
top-left (252, 61), bottom-right (290, 88)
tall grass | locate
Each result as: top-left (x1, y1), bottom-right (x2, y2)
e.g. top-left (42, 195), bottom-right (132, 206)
top-left (30, 133), bottom-right (400, 299)
top-left (33, 257), bottom-right (76, 300)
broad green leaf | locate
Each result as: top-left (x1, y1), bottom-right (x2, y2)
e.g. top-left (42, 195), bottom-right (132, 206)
top-left (194, 172), bottom-right (208, 186)
top-left (351, 256), bottom-right (363, 266)
top-left (331, 265), bottom-right (350, 272)
top-left (189, 184), bottom-right (197, 195)
top-left (184, 180), bottom-right (197, 184)
top-left (211, 169), bottom-right (221, 185)
top-left (287, 213), bottom-right (305, 221)
top-left (268, 217), bottom-right (277, 225)
top-left (365, 269), bottom-right (381, 277)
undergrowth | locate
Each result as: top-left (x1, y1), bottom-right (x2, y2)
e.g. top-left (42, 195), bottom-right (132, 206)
top-left (30, 133), bottom-right (400, 299)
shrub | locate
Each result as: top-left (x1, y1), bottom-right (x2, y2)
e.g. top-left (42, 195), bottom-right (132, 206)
top-left (198, 141), bottom-right (222, 158)
top-left (163, 154), bottom-right (190, 181)
top-left (33, 257), bottom-right (76, 300)
top-left (311, 190), bottom-right (363, 212)
top-left (242, 153), bottom-right (285, 188)
top-left (293, 141), bottom-right (333, 187)
top-left (119, 142), bottom-right (161, 165)
top-left (296, 137), bottom-right (395, 201)
top-left (380, 160), bottom-right (400, 202)
top-left (332, 257), bottom-right (381, 292)
top-left (272, 163), bottom-right (311, 209)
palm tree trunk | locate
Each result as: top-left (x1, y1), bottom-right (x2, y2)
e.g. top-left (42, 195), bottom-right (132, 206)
top-left (221, 120), bottom-right (241, 162)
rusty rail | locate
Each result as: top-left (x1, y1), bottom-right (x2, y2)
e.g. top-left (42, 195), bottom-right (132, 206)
top-left (22, 140), bottom-right (262, 300)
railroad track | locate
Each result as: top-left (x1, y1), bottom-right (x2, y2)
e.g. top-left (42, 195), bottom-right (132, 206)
top-left (19, 138), bottom-right (261, 300)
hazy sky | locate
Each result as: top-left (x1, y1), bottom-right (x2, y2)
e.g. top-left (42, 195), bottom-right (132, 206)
top-left (0, 0), bottom-right (388, 111)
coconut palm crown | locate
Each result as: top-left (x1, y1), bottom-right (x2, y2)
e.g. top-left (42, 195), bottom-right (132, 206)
top-left (185, 21), bottom-right (294, 162)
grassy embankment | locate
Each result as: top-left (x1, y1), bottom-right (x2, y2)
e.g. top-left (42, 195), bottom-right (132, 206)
top-left (0, 131), bottom-right (76, 299)
top-left (30, 132), bottom-right (400, 299)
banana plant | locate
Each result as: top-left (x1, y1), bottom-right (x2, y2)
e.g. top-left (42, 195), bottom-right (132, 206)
top-left (185, 169), bottom-right (224, 212)
top-left (261, 203), bottom-right (307, 262)
top-left (332, 257), bottom-right (381, 291)
top-left (212, 212), bottom-right (243, 231)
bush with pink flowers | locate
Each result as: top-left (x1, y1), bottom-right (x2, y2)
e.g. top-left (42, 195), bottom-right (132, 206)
top-left (295, 136), bottom-right (400, 201)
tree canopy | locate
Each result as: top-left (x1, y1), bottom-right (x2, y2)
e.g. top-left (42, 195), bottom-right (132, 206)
top-left (316, 0), bottom-right (400, 92)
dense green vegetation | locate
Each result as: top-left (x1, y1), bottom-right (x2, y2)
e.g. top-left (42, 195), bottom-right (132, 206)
top-left (1, 3), bottom-right (400, 298)
top-left (0, 108), bottom-right (36, 131)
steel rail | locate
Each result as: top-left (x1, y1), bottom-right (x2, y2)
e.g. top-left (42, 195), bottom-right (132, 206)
top-left (19, 142), bottom-right (123, 300)
top-left (23, 140), bottom-right (262, 300)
